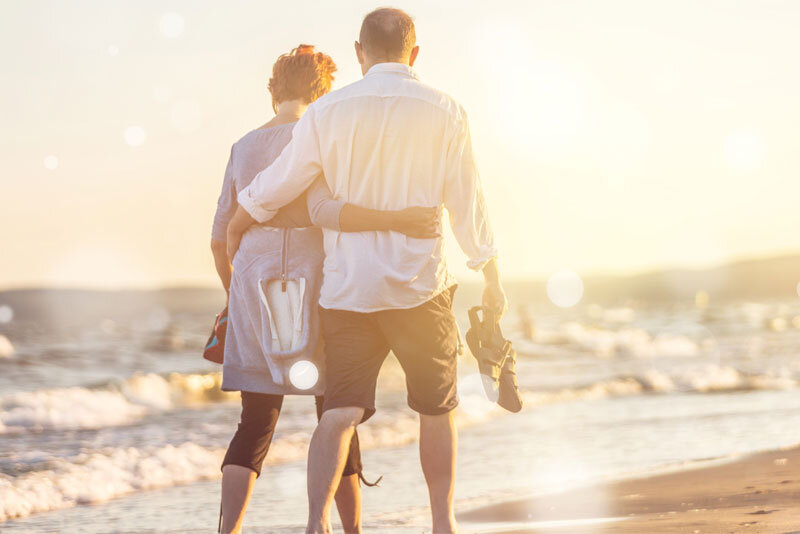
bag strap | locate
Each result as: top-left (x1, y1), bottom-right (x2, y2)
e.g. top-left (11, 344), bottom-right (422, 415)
top-left (281, 228), bottom-right (289, 292)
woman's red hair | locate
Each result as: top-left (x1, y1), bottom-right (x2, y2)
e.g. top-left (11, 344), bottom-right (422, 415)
top-left (268, 45), bottom-right (337, 112)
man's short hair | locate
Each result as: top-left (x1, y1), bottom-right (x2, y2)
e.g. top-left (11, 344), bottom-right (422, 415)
top-left (359, 8), bottom-right (416, 61)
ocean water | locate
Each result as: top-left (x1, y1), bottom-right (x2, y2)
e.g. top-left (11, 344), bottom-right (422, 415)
top-left (2, 288), bottom-right (800, 532)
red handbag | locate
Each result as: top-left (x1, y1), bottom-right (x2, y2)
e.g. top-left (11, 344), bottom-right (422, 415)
top-left (202, 307), bottom-right (228, 364)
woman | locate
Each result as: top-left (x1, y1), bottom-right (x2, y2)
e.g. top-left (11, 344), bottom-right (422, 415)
top-left (210, 45), bottom-right (438, 534)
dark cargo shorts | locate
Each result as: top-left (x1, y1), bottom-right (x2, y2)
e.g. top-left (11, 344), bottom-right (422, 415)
top-left (320, 286), bottom-right (460, 422)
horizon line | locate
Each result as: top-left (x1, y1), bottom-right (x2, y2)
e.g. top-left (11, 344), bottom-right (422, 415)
top-left (2, 249), bottom-right (799, 293)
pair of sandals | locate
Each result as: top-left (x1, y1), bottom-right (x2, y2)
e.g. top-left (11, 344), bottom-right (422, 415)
top-left (206, 304), bottom-right (523, 413)
top-left (465, 306), bottom-right (523, 413)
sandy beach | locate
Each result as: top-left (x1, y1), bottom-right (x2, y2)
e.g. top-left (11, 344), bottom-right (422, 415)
top-left (460, 445), bottom-right (800, 533)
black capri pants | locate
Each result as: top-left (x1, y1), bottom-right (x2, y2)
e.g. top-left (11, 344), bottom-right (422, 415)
top-left (222, 391), bottom-right (362, 478)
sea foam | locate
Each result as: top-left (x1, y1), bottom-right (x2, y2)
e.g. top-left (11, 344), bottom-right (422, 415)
top-left (0, 401), bottom-right (493, 524)
top-left (521, 365), bottom-right (799, 409)
top-left (0, 372), bottom-right (233, 434)
top-left (0, 443), bottom-right (223, 522)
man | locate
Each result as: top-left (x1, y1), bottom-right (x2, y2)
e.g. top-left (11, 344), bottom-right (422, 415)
top-left (227, 8), bottom-right (506, 533)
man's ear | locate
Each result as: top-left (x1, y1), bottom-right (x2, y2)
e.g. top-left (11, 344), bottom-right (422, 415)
top-left (408, 45), bottom-right (420, 67)
top-left (354, 41), bottom-right (364, 65)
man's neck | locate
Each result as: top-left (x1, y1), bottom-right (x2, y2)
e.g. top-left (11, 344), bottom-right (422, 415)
top-left (362, 58), bottom-right (410, 75)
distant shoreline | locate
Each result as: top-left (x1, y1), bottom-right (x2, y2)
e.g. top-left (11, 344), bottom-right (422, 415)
top-left (4, 251), bottom-right (800, 305)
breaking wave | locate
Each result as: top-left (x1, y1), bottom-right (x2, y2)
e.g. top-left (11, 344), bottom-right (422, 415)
top-left (0, 404), bottom-right (489, 523)
top-left (518, 321), bottom-right (712, 359)
top-left (523, 365), bottom-right (798, 409)
top-left (0, 372), bottom-right (233, 435)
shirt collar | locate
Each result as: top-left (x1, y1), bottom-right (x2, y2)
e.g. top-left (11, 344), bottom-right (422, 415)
top-left (365, 62), bottom-right (419, 80)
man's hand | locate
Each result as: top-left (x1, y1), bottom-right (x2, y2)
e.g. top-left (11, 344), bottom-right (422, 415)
top-left (391, 206), bottom-right (442, 239)
top-left (482, 258), bottom-right (508, 318)
top-left (483, 280), bottom-right (508, 318)
top-left (226, 205), bottom-right (257, 263)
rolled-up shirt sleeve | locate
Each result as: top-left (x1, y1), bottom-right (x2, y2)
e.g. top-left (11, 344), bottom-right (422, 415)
top-left (443, 108), bottom-right (498, 271)
top-left (238, 106), bottom-right (325, 223)
top-left (306, 175), bottom-right (343, 231)
top-left (211, 145), bottom-right (236, 242)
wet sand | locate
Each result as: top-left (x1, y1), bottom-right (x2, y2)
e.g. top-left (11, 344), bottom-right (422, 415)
top-left (459, 445), bottom-right (800, 533)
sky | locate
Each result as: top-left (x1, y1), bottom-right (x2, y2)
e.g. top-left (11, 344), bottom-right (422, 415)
top-left (1, 0), bottom-right (799, 289)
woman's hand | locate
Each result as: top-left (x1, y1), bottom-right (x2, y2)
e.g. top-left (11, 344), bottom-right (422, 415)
top-left (226, 230), bottom-right (243, 265)
top-left (226, 205), bottom-right (256, 263)
top-left (391, 206), bottom-right (442, 239)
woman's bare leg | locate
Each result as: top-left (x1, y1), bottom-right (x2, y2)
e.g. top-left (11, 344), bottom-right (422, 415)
top-left (334, 473), bottom-right (362, 533)
top-left (220, 464), bottom-right (258, 534)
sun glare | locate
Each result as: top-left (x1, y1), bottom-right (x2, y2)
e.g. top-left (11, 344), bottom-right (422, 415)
top-left (458, 372), bottom-right (498, 418)
top-left (723, 129), bottom-right (766, 172)
top-left (43, 155), bottom-right (59, 170)
top-left (0, 305), bottom-right (13, 324)
top-left (0, 335), bottom-right (14, 358)
top-left (289, 361), bottom-right (319, 390)
top-left (123, 126), bottom-right (146, 147)
top-left (159, 13), bottom-right (185, 39)
top-left (473, 21), bottom-right (587, 157)
top-left (547, 270), bottom-right (584, 308)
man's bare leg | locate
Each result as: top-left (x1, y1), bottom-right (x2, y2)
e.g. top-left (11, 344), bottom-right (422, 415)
top-left (220, 464), bottom-right (257, 534)
top-left (420, 411), bottom-right (459, 533)
top-left (306, 406), bottom-right (365, 534)
top-left (334, 473), bottom-right (362, 533)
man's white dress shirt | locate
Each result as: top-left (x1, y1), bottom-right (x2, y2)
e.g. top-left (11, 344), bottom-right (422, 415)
top-left (238, 63), bottom-right (497, 312)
